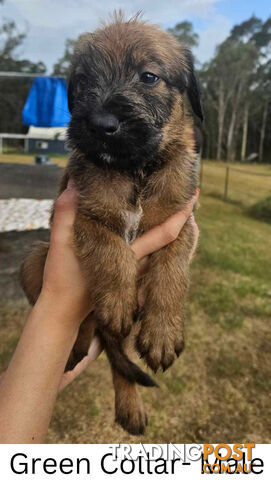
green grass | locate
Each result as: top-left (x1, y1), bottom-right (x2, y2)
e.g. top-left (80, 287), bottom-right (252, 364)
top-left (201, 160), bottom-right (271, 207)
top-left (0, 165), bottom-right (271, 443)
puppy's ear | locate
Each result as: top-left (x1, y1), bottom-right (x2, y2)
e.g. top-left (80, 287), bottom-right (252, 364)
top-left (67, 73), bottom-right (75, 113)
top-left (181, 50), bottom-right (203, 122)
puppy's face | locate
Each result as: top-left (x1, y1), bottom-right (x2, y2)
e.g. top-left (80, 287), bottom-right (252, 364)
top-left (68, 18), bottom-right (202, 172)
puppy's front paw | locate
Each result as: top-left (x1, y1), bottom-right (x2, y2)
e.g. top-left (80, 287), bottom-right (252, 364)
top-left (96, 291), bottom-right (136, 337)
top-left (136, 313), bottom-right (184, 372)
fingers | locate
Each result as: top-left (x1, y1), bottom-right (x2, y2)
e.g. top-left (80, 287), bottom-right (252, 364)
top-left (50, 182), bottom-right (78, 246)
top-left (132, 189), bottom-right (199, 261)
top-left (188, 213), bottom-right (200, 262)
top-left (87, 335), bottom-right (103, 362)
top-left (58, 336), bottom-right (102, 392)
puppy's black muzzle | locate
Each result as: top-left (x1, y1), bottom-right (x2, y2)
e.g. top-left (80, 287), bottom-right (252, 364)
top-left (68, 94), bottom-right (162, 172)
top-left (89, 112), bottom-right (120, 135)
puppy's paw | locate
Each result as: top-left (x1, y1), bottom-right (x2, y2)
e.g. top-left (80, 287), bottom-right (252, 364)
top-left (96, 292), bottom-right (136, 338)
top-left (136, 313), bottom-right (184, 372)
top-left (115, 398), bottom-right (148, 436)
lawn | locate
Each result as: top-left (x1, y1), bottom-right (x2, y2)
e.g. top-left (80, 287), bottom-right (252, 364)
top-left (201, 160), bottom-right (271, 206)
top-left (0, 162), bottom-right (270, 443)
top-left (0, 152), bottom-right (68, 168)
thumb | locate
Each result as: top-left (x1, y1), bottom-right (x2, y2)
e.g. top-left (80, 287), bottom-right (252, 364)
top-left (50, 185), bottom-right (78, 246)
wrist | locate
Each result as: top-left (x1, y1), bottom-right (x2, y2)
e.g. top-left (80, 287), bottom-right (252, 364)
top-left (35, 290), bottom-right (86, 332)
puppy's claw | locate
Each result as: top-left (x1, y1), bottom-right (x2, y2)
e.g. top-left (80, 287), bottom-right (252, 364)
top-left (175, 340), bottom-right (185, 358)
top-left (136, 314), bottom-right (185, 372)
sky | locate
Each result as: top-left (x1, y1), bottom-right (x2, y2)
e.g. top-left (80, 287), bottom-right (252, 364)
top-left (1, 0), bottom-right (270, 72)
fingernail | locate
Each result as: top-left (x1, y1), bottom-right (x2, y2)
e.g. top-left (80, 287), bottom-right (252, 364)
top-left (196, 187), bottom-right (200, 195)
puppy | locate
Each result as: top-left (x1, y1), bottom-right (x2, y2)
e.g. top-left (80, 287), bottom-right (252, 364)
top-left (21, 12), bottom-right (202, 436)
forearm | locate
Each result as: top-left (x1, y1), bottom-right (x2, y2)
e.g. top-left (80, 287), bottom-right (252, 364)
top-left (0, 294), bottom-right (79, 443)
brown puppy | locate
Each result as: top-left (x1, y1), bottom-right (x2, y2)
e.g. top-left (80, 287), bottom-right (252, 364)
top-left (21, 12), bottom-right (202, 436)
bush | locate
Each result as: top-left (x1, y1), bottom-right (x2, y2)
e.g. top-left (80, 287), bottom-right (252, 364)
top-left (247, 196), bottom-right (271, 223)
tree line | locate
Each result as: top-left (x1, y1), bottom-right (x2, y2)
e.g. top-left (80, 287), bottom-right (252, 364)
top-left (0, 7), bottom-right (270, 162)
top-left (199, 17), bottom-right (271, 162)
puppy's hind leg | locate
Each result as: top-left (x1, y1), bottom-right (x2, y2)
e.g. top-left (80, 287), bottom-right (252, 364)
top-left (112, 371), bottom-right (148, 436)
top-left (99, 329), bottom-right (156, 435)
top-left (20, 241), bottom-right (49, 305)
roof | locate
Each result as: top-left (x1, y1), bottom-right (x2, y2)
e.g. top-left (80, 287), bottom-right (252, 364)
top-left (26, 126), bottom-right (67, 141)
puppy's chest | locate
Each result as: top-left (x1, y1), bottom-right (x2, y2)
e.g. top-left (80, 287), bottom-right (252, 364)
top-left (121, 205), bottom-right (143, 243)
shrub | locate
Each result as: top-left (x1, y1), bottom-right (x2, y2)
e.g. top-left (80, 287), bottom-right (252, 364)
top-left (247, 196), bottom-right (271, 223)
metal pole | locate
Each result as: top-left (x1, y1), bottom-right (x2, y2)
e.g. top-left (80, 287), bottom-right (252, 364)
top-left (0, 72), bottom-right (66, 79)
top-left (224, 165), bottom-right (230, 201)
top-left (24, 137), bottom-right (29, 153)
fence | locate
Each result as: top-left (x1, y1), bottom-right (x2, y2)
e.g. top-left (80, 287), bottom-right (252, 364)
top-left (0, 133), bottom-right (29, 154)
top-left (199, 161), bottom-right (271, 207)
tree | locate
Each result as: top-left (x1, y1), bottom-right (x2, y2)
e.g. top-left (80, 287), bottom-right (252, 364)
top-left (167, 21), bottom-right (199, 48)
top-left (0, 18), bottom-right (46, 133)
top-left (200, 40), bottom-right (255, 160)
top-left (255, 59), bottom-right (271, 162)
top-left (225, 41), bottom-right (258, 160)
top-left (201, 15), bottom-right (271, 162)
top-left (230, 15), bottom-right (262, 42)
top-left (229, 15), bottom-right (271, 161)
top-left (52, 39), bottom-right (75, 76)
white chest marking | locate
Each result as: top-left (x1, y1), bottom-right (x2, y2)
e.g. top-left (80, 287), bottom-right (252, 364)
top-left (122, 206), bottom-right (142, 243)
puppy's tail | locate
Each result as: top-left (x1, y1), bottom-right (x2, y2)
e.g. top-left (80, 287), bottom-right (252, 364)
top-left (98, 329), bottom-right (157, 388)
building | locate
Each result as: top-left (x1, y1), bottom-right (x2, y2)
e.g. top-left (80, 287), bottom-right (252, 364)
top-left (26, 126), bottom-right (68, 155)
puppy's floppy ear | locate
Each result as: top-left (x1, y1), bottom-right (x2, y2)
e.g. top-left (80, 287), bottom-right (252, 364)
top-left (67, 73), bottom-right (75, 113)
top-left (182, 50), bottom-right (203, 122)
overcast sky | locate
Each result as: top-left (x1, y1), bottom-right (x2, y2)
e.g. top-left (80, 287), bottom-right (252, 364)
top-left (1, 0), bottom-right (270, 72)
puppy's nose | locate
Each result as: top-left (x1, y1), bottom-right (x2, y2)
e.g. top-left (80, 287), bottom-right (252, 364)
top-left (90, 113), bottom-right (119, 135)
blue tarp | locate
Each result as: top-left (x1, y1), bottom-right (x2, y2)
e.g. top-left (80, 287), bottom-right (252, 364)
top-left (22, 77), bottom-right (70, 127)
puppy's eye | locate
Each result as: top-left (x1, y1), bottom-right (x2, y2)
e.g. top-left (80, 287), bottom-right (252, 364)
top-left (140, 72), bottom-right (159, 85)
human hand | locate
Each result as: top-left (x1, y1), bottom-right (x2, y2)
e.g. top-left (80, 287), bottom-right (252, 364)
top-left (40, 181), bottom-right (94, 326)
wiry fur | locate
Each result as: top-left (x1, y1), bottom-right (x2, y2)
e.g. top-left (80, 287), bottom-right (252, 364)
top-left (21, 13), bottom-right (202, 435)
